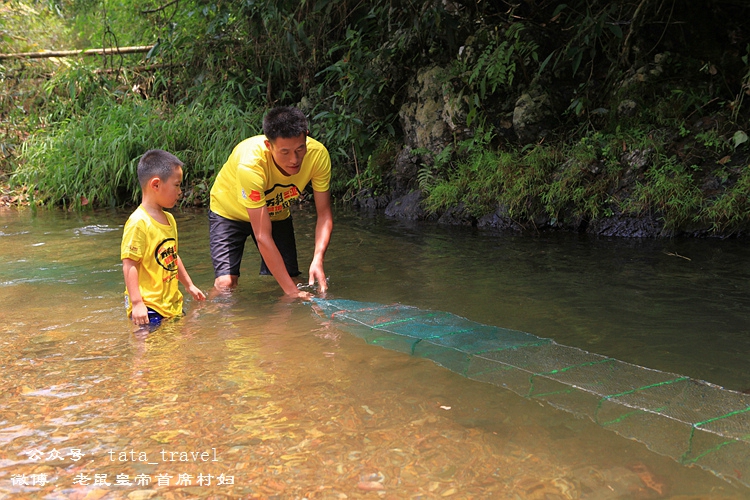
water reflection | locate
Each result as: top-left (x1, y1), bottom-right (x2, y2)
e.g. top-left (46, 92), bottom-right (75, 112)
top-left (0, 208), bottom-right (747, 498)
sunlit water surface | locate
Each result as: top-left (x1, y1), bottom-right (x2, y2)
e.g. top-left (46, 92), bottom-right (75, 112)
top-left (0, 207), bottom-right (748, 499)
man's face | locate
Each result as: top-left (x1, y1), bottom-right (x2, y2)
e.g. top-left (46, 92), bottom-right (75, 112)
top-left (265, 134), bottom-right (307, 176)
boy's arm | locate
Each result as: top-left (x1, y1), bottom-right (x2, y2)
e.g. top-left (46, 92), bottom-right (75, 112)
top-left (309, 189), bottom-right (333, 292)
top-left (122, 258), bottom-right (149, 326)
top-left (176, 256), bottom-right (206, 301)
top-left (247, 206), bottom-right (312, 299)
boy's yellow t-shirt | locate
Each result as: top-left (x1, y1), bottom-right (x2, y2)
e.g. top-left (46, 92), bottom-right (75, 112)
top-left (120, 206), bottom-right (183, 318)
top-left (209, 135), bottom-right (331, 222)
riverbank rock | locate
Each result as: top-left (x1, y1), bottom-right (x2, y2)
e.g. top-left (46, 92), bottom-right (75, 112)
top-left (398, 66), bottom-right (464, 156)
top-left (385, 190), bottom-right (425, 221)
top-left (477, 205), bottom-right (524, 232)
top-left (350, 54), bottom-right (749, 238)
top-left (586, 213), bottom-right (667, 238)
top-left (390, 146), bottom-right (420, 195)
top-left (513, 90), bottom-right (555, 144)
top-left (437, 203), bottom-right (475, 226)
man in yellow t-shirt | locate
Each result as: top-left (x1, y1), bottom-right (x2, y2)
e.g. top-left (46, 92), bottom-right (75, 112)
top-left (208, 106), bottom-right (333, 298)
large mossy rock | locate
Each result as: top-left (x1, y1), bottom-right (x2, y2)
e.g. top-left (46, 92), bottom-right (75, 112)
top-left (512, 90), bottom-right (555, 144)
top-left (398, 66), bottom-right (464, 155)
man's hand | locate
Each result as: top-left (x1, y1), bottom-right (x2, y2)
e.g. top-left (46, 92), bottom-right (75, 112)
top-left (248, 206), bottom-right (301, 296)
top-left (292, 289), bottom-right (314, 301)
top-left (311, 189), bottom-right (333, 294)
top-left (308, 258), bottom-right (327, 293)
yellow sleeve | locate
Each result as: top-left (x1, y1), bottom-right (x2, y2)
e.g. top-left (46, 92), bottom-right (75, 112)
top-left (309, 142), bottom-right (331, 192)
top-left (121, 216), bottom-right (145, 262)
top-left (236, 163), bottom-right (268, 210)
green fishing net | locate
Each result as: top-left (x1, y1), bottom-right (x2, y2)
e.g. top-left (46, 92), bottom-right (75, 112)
top-left (312, 298), bottom-right (750, 488)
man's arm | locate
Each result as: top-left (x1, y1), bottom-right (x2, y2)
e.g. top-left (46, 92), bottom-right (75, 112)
top-left (309, 189), bottom-right (333, 292)
top-left (247, 206), bottom-right (309, 298)
top-left (122, 258), bottom-right (148, 326)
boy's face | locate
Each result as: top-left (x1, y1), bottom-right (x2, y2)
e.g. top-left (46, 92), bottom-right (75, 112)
top-left (154, 166), bottom-right (183, 209)
top-left (265, 134), bottom-right (307, 176)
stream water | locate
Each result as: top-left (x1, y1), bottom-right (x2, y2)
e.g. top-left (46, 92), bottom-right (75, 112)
top-left (0, 206), bottom-right (748, 499)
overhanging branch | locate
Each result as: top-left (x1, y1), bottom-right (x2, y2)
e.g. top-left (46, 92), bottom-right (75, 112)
top-left (0, 45), bottom-right (155, 61)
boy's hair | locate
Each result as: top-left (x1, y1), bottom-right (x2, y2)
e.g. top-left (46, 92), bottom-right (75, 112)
top-left (137, 149), bottom-right (183, 188)
top-left (262, 107), bottom-right (308, 141)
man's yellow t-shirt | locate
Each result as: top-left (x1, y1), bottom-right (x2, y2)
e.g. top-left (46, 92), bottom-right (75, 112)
top-left (209, 135), bottom-right (331, 222)
top-left (120, 206), bottom-right (183, 318)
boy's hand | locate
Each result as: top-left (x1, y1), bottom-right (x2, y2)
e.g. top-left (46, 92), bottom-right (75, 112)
top-left (130, 302), bottom-right (149, 326)
top-left (187, 285), bottom-right (206, 301)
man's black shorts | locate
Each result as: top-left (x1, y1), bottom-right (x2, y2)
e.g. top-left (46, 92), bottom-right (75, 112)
top-left (208, 210), bottom-right (300, 278)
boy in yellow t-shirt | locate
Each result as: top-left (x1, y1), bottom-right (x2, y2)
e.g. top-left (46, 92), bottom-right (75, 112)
top-left (121, 149), bottom-right (206, 328)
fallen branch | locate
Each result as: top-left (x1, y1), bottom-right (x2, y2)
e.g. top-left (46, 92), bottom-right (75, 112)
top-left (0, 45), bottom-right (155, 61)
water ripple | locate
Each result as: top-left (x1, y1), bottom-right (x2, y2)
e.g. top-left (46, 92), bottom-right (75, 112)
top-left (22, 384), bottom-right (89, 398)
top-left (72, 224), bottom-right (119, 236)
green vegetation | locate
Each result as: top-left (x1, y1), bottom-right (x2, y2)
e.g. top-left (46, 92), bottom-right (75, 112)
top-left (421, 135), bottom-right (619, 226)
top-left (2, 0), bottom-right (749, 236)
top-left (17, 94), bottom-right (258, 208)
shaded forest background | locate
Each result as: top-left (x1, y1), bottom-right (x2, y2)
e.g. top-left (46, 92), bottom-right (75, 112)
top-left (1, 0), bottom-right (750, 237)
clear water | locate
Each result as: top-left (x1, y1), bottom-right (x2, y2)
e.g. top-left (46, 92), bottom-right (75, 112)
top-left (0, 207), bottom-right (748, 499)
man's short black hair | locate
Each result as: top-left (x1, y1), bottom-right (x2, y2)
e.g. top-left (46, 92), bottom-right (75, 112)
top-left (262, 106), bottom-right (308, 141)
top-left (137, 149), bottom-right (183, 187)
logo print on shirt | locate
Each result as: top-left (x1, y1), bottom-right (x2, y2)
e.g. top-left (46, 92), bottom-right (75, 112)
top-left (242, 189), bottom-right (263, 202)
top-left (154, 238), bottom-right (178, 271)
top-left (264, 184), bottom-right (301, 213)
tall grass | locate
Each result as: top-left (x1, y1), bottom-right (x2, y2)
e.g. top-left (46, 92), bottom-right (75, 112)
top-left (626, 158), bottom-right (750, 234)
top-left (623, 155), bottom-right (704, 231)
top-left (14, 94), bottom-right (260, 208)
top-left (423, 131), bottom-right (749, 235)
top-left (701, 166), bottom-right (750, 234)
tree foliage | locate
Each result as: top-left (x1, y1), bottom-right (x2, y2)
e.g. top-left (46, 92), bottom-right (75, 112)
top-left (4, 0), bottom-right (750, 234)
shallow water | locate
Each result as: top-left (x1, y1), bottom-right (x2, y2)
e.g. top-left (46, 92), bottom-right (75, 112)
top-left (0, 206), bottom-right (748, 499)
